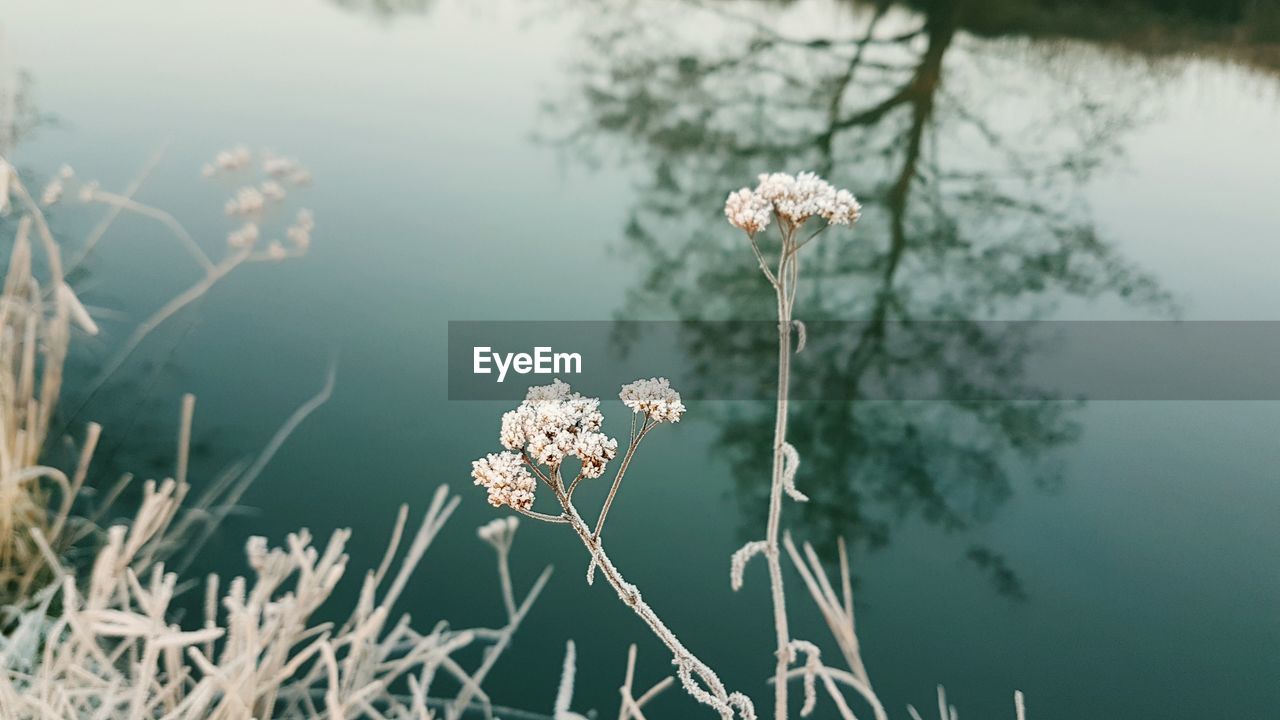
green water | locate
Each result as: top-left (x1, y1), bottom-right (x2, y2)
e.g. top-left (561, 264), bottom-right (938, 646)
top-left (4, 0), bottom-right (1279, 717)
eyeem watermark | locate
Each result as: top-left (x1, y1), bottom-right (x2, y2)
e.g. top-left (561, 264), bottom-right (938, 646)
top-left (473, 346), bottom-right (582, 383)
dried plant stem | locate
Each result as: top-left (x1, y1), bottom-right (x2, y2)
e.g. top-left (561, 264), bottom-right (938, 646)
top-left (592, 415), bottom-right (654, 541)
top-left (82, 189), bottom-right (215, 272)
top-left (562, 491), bottom-right (749, 719)
top-left (618, 644), bottom-right (674, 720)
top-left (78, 249), bottom-right (250, 414)
top-left (64, 143), bottom-right (168, 276)
top-left (750, 224), bottom-right (804, 720)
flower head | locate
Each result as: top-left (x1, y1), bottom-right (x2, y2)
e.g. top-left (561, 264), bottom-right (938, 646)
top-left (472, 451), bottom-right (537, 511)
top-left (498, 380), bottom-right (617, 475)
top-left (227, 222), bottom-right (259, 248)
top-left (477, 516), bottom-right (519, 549)
top-left (724, 188), bottom-right (772, 234)
top-left (225, 186), bottom-right (265, 216)
top-left (619, 377), bottom-right (685, 424)
top-left (40, 178), bottom-right (63, 206)
top-left (726, 171), bottom-right (860, 231)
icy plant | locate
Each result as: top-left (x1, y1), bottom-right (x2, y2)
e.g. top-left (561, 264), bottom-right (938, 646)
top-left (724, 170), bottom-right (863, 720)
top-left (2, 149), bottom-right (554, 719)
top-left (472, 378), bottom-right (756, 719)
top-left (0, 482), bottom-right (552, 719)
top-left (0, 148), bottom-right (318, 596)
top-left (474, 171), bottom-right (1029, 720)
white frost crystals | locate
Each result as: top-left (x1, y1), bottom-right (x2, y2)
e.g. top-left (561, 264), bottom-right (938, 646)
top-left (498, 379), bottom-right (618, 477)
top-left (619, 376), bottom-right (686, 424)
top-left (472, 451), bottom-right (537, 511)
top-left (725, 170), bottom-right (861, 233)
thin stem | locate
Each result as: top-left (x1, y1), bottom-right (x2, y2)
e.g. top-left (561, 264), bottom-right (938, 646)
top-left (567, 470), bottom-right (586, 500)
top-left (764, 225), bottom-right (799, 720)
top-left (83, 189), bottom-right (215, 272)
top-left (513, 507), bottom-right (569, 525)
top-left (557, 494), bottom-right (747, 718)
top-left (592, 415), bottom-right (653, 541)
top-left (748, 233), bottom-right (780, 288)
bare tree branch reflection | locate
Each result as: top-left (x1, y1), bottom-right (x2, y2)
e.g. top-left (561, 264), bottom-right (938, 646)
top-left (546, 0), bottom-right (1184, 597)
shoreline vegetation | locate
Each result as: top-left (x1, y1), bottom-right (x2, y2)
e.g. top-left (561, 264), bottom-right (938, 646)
top-left (0, 150), bottom-right (1032, 719)
top-left (469, 171), bottom-right (1028, 720)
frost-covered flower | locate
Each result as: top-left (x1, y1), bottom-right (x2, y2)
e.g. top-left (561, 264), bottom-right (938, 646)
top-left (213, 145), bottom-right (252, 172)
top-left (619, 377), bottom-right (686, 423)
top-left (225, 186), bottom-right (265, 216)
top-left (260, 181), bottom-right (286, 202)
top-left (265, 240), bottom-right (287, 260)
top-left (477, 516), bottom-right (519, 548)
top-left (724, 188), bottom-right (771, 234)
top-left (78, 181), bottom-right (99, 203)
top-left (824, 189), bottom-right (861, 225)
top-left (262, 155), bottom-right (297, 177)
top-left (574, 432), bottom-right (619, 478)
top-left (472, 451), bottom-right (537, 511)
top-left (727, 171), bottom-right (861, 231)
top-left (227, 222), bottom-right (260, 248)
top-left (41, 178), bottom-right (63, 206)
top-left (498, 380), bottom-right (617, 475)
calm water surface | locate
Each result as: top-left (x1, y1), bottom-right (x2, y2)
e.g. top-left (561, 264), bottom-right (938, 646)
top-left (4, 0), bottom-right (1279, 717)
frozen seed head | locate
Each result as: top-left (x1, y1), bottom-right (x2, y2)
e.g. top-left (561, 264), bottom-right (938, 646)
top-left (724, 188), bottom-right (772, 235)
top-left (41, 178), bottom-right (63, 206)
top-left (727, 170), bottom-right (861, 230)
top-left (227, 222), bottom-right (259, 248)
top-left (498, 380), bottom-right (617, 475)
top-left (78, 180), bottom-right (99, 203)
top-left (260, 180), bottom-right (286, 202)
top-left (472, 451), bottom-right (537, 511)
top-left (826, 188), bottom-right (861, 225)
top-left (574, 432), bottom-right (618, 478)
top-left (225, 186), bottom-right (265, 216)
top-left (619, 377), bottom-right (685, 423)
top-left (477, 516), bottom-right (519, 548)
top-left (262, 154), bottom-right (297, 177)
top-left (212, 145), bottom-right (252, 172)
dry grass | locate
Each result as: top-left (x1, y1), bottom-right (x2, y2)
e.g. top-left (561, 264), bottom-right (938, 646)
top-left (0, 154), bottom-right (559, 718)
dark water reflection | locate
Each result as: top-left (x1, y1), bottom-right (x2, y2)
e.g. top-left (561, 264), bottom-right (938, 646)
top-left (548, 0), bottom-right (1184, 592)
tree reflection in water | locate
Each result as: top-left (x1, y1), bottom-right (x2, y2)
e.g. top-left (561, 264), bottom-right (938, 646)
top-left (545, 0), bottom-right (1190, 597)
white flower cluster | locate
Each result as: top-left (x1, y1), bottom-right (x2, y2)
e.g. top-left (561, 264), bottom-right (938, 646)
top-left (225, 186), bottom-right (266, 216)
top-left (476, 516), bottom-right (519, 548)
top-left (260, 180), bottom-right (286, 202)
top-left (39, 165), bottom-right (76, 206)
top-left (286, 208), bottom-right (315, 250)
top-left (261, 152), bottom-right (312, 185)
top-left (207, 144), bottom-right (252, 174)
top-left (724, 188), bottom-right (772, 235)
top-left (499, 380), bottom-right (618, 478)
top-left (226, 222), bottom-right (260, 248)
top-left (725, 171), bottom-right (861, 231)
top-left (472, 451), bottom-right (537, 511)
top-left (619, 377), bottom-right (686, 423)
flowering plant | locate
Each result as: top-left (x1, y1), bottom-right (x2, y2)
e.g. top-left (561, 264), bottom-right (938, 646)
top-left (472, 171), bottom-right (1029, 720)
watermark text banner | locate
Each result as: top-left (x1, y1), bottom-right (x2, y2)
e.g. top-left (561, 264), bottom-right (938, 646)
top-left (447, 321), bottom-right (1280, 401)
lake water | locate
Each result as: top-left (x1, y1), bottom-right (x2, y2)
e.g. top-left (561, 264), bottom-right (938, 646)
top-left (3, 0), bottom-right (1279, 718)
